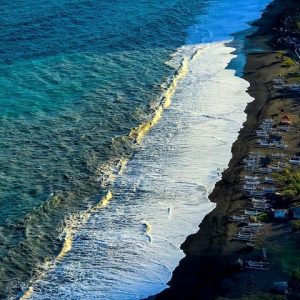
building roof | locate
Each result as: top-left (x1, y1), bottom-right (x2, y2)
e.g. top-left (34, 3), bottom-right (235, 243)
top-left (280, 115), bottom-right (292, 125)
top-left (274, 209), bottom-right (288, 218)
top-left (292, 207), bottom-right (300, 218)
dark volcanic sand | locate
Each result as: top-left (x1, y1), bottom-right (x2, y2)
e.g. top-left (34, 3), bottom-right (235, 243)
top-left (150, 0), bottom-right (300, 299)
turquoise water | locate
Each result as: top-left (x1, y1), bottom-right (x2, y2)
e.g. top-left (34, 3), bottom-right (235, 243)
top-left (0, 0), bottom-right (211, 298)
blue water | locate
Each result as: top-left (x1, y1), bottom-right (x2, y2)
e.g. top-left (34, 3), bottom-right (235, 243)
top-left (0, 0), bottom-right (209, 298)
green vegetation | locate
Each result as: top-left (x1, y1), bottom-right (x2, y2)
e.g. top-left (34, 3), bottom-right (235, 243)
top-left (257, 212), bottom-right (270, 222)
top-left (281, 56), bottom-right (295, 68)
top-left (287, 72), bottom-right (300, 79)
top-left (276, 169), bottom-right (300, 199)
top-left (276, 51), bottom-right (284, 58)
top-left (274, 241), bottom-right (300, 276)
top-left (287, 72), bottom-right (300, 83)
top-left (292, 268), bottom-right (300, 280)
top-left (291, 220), bottom-right (300, 231)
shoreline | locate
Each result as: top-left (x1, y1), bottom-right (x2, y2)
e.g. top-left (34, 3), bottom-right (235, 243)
top-left (150, 0), bottom-right (300, 299)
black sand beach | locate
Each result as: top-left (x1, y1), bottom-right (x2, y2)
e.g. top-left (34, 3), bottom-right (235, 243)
top-left (150, 0), bottom-right (300, 299)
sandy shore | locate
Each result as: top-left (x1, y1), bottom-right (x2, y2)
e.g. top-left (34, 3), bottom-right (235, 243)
top-left (149, 0), bottom-right (300, 299)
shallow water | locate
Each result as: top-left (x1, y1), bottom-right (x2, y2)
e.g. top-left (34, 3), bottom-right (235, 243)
top-left (0, 0), bottom-right (270, 298)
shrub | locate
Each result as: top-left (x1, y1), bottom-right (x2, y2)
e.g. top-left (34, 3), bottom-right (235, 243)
top-left (282, 56), bottom-right (294, 68)
top-left (292, 268), bottom-right (300, 280)
top-left (258, 213), bottom-right (270, 222)
top-left (276, 169), bottom-right (300, 199)
top-left (291, 220), bottom-right (300, 231)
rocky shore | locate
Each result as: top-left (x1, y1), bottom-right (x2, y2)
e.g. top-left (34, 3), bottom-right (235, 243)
top-left (149, 0), bottom-right (300, 299)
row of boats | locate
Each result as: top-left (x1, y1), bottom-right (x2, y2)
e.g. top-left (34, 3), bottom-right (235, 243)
top-left (230, 117), bottom-right (298, 249)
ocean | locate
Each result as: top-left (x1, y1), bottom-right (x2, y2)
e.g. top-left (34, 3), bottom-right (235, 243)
top-left (0, 0), bottom-right (270, 299)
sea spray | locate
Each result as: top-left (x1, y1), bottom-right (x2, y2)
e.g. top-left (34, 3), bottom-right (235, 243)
top-left (129, 58), bottom-right (190, 144)
top-left (143, 222), bottom-right (153, 243)
top-left (162, 58), bottom-right (189, 109)
top-left (19, 287), bottom-right (33, 300)
top-left (19, 190), bottom-right (113, 299)
top-left (57, 230), bottom-right (73, 260)
top-left (98, 158), bottom-right (129, 188)
top-left (60, 190), bottom-right (113, 251)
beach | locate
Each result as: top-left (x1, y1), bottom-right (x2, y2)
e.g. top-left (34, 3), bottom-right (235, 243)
top-left (152, 0), bottom-right (300, 299)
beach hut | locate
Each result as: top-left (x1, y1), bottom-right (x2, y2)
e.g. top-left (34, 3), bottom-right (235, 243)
top-left (292, 207), bottom-right (300, 219)
top-left (274, 209), bottom-right (288, 219)
top-left (280, 115), bottom-right (292, 125)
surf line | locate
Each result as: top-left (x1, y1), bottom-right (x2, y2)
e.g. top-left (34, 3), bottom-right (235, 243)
top-left (56, 55), bottom-right (194, 260)
top-left (19, 51), bottom-right (199, 300)
top-left (127, 44), bottom-right (209, 145)
top-left (128, 57), bottom-right (189, 144)
top-left (57, 190), bottom-right (113, 259)
top-left (19, 190), bottom-right (113, 300)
